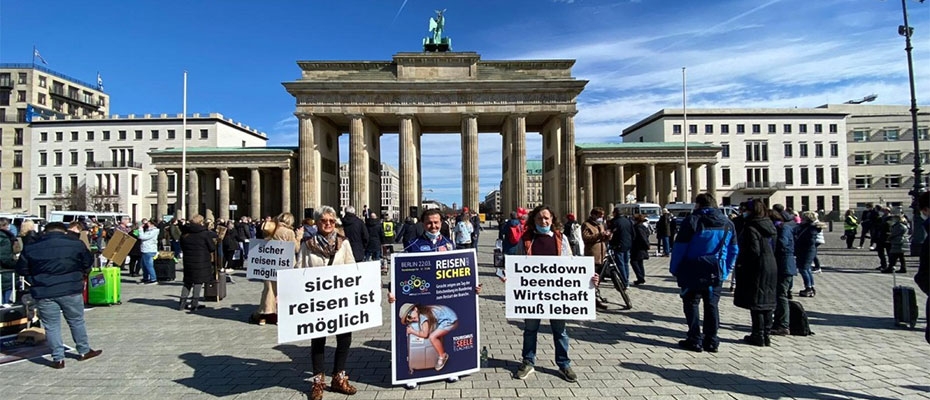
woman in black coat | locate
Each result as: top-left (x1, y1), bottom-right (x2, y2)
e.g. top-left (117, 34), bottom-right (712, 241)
top-left (734, 200), bottom-right (778, 347)
top-left (630, 214), bottom-right (651, 285)
top-left (179, 215), bottom-right (216, 312)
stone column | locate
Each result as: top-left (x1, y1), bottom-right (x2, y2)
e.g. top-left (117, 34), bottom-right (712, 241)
top-left (156, 169), bottom-right (168, 219)
top-left (398, 115), bottom-right (417, 219)
top-left (615, 164), bottom-right (625, 204)
top-left (250, 168), bottom-right (261, 219)
top-left (219, 168), bottom-right (230, 221)
top-left (513, 114), bottom-right (528, 209)
top-left (676, 163), bottom-right (688, 203)
top-left (282, 166), bottom-right (291, 215)
top-left (690, 164), bottom-right (702, 201)
top-left (188, 169), bottom-right (199, 218)
top-left (500, 124), bottom-right (512, 214)
top-left (584, 164), bottom-right (594, 214)
top-left (349, 114), bottom-right (367, 210)
top-left (645, 163), bottom-right (657, 203)
top-left (298, 113), bottom-right (316, 212)
top-left (561, 113), bottom-right (577, 216)
top-left (461, 114), bottom-right (479, 212)
top-left (706, 163), bottom-right (717, 201)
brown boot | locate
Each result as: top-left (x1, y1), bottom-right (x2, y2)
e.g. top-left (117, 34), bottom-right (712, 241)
top-left (330, 370), bottom-right (357, 395)
top-left (309, 373), bottom-right (326, 400)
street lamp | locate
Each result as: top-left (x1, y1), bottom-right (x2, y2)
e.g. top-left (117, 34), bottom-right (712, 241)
top-left (898, 0), bottom-right (926, 255)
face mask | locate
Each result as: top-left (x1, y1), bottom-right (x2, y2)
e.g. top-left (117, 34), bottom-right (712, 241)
top-left (536, 224), bottom-right (551, 234)
top-left (510, 219), bottom-right (520, 227)
top-left (596, 218), bottom-right (604, 224)
top-left (425, 231), bottom-right (439, 240)
top-left (922, 210), bottom-right (930, 220)
top-left (742, 212), bottom-right (750, 218)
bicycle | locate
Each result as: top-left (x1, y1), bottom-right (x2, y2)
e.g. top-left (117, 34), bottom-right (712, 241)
top-left (598, 247), bottom-right (632, 309)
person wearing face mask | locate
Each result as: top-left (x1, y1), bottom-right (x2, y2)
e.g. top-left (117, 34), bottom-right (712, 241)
top-left (499, 210), bottom-right (526, 256)
top-left (912, 191), bottom-right (929, 344)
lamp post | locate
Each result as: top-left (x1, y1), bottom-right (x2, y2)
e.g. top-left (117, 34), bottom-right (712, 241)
top-left (899, 0), bottom-right (926, 255)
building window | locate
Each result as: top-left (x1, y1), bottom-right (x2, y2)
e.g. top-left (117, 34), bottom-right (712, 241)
top-left (167, 129), bottom-right (176, 139)
top-left (12, 173), bottom-right (22, 190)
top-left (13, 151), bottom-right (22, 167)
top-left (103, 130), bottom-right (110, 140)
top-left (785, 168), bottom-right (794, 185)
top-left (721, 143), bottom-right (730, 158)
top-left (854, 153), bottom-right (870, 165)
top-left (39, 176), bottom-right (47, 194)
top-left (783, 124), bottom-right (792, 133)
top-left (814, 143), bottom-right (824, 157)
top-left (151, 130), bottom-right (159, 140)
top-left (14, 128), bottom-right (23, 146)
top-left (919, 127), bottom-right (929, 140)
top-left (829, 124), bottom-right (838, 133)
top-left (70, 176), bottom-right (78, 192)
top-left (54, 176), bottom-right (62, 193)
top-left (745, 142), bottom-right (768, 161)
top-left (16, 91), bottom-right (26, 102)
top-left (786, 196), bottom-right (795, 209)
top-left (17, 73), bottom-right (26, 84)
top-left (885, 175), bottom-right (901, 188)
top-left (87, 131), bottom-right (94, 141)
top-left (884, 129), bottom-right (899, 141)
top-left (39, 152), bottom-right (47, 166)
top-left (814, 124), bottom-right (823, 133)
top-left (784, 143), bottom-right (793, 158)
top-left (86, 151), bottom-right (94, 164)
top-left (800, 167), bottom-right (809, 185)
top-left (38, 93), bottom-right (46, 105)
top-left (722, 168), bottom-right (731, 186)
top-left (12, 198), bottom-right (21, 208)
top-left (721, 124), bottom-right (729, 134)
top-left (768, 124), bottom-right (776, 134)
top-left (832, 195), bottom-right (840, 213)
top-left (801, 196), bottom-right (810, 211)
top-left (135, 130), bottom-right (143, 140)
top-left (920, 151), bottom-right (930, 165)
top-left (688, 125), bottom-right (697, 135)
top-left (185, 129), bottom-right (192, 139)
top-left (151, 175), bottom-right (158, 193)
top-left (40, 132), bottom-right (48, 142)
top-left (70, 151), bottom-right (78, 166)
top-left (704, 124), bottom-right (713, 134)
top-left (119, 130), bottom-right (127, 140)
top-left (168, 174), bottom-right (176, 192)
top-left (831, 167), bottom-right (840, 185)
top-left (38, 76), bottom-right (46, 88)
top-left (55, 151), bottom-right (62, 166)
top-left (800, 143), bottom-right (809, 157)
top-left (737, 124), bottom-right (745, 134)
top-left (752, 124), bottom-right (761, 134)
top-left (55, 131), bottom-right (63, 141)
top-left (884, 152), bottom-right (901, 164)
top-left (745, 167), bottom-right (770, 186)
top-left (815, 167), bottom-right (824, 185)
top-left (69, 131), bottom-right (77, 141)
top-left (830, 142), bottom-right (838, 157)
top-left (816, 196), bottom-right (825, 212)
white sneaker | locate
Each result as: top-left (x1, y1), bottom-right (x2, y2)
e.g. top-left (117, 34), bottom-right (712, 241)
top-left (405, 383), bottom-right (417, 389)
top-left (1, 303), bottom-right (12, 308)
top-left (447, 376), bottom-right (459, 382)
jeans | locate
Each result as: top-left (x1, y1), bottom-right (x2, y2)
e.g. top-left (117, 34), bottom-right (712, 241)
top-left (612, 250), bottom-right (631, 287)
top-left (660, 236), bottom-right (672, 255)
top-left (141, 252), bottom-right (157, 282)
top-left (2, 289), bottom-right (11, 304)
top-left (773, 275), bottom-right (793, 329)
top-left (365, 247), bottom-right (382, 261)
top-left (170, 240), bottom-right (182, 258)
top-left (681, 286), bottom-right (721, 348)
top-left (796, 251), bottom-right (816, 289)
top-left (36, 293), bottom-right (91, 362)
top-left (522, 319), bottom-right (570, 369)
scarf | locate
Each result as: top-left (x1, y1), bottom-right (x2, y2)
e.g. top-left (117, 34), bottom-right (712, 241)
top-left (306, 231), bottom-right (341, 263)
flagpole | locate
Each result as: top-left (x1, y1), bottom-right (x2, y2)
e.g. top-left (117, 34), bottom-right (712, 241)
top-left (32, 45), bottom-right (36, 68)
top-left (180, 71), bottom-right (188, 220)
top-left (682, 67), bottom-right (689, 201)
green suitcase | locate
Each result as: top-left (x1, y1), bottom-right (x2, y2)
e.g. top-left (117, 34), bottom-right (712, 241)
top-left (86, 266), bottom-right (121, 305)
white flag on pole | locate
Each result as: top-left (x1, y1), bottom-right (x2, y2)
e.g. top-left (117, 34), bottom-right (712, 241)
top-left (34, 48), bottom-right (48, 65)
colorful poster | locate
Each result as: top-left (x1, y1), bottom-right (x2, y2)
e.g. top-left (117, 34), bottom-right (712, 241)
top-left (245, 239), bottom-right (296, 281)
top-left (276, 261), bottom-right (383, 343)
top-left (391, 249), bottom-right (480, 386)
top-left (504, 255), bottom-right (596, 320)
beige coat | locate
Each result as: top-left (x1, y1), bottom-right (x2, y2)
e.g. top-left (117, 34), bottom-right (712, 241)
top-left (256, 226), bottom-right (302, 315)
top-left (582, 219), bottom-right (608, 264)
top-left (296, 235), bottom-right (355, 268)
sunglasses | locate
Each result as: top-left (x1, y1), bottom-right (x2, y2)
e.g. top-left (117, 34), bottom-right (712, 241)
top-left (319, 219), bottom-right (337, 225)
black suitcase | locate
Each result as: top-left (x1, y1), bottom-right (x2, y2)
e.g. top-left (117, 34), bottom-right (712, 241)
top-left (892, 269), bottom-right (919, 328)
top-left (0, 304), bottom-right (28, 336)
top-left (204, 272), bottom-right (227, 301)
top-left (154, 259), bottom-right (176, 281)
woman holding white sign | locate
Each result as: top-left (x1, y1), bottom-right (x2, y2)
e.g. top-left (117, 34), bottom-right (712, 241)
top-left (503, 204), bottom-right (595, 384)
top-left (254, 213), bottom-right (302, 326)
top-left (296, 206), bottom-right (358, 400)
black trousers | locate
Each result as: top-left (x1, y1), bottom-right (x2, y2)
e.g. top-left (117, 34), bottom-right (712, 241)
top-left (311, 332), bottom-right (352, 375)
top-left (750, 309), bottom-right (774, 337)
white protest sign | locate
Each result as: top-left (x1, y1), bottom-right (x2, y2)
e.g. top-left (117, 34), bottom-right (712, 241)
top-left (277, 261), bottom-right (383, 343)
top-left (504, 255), bottom-right (596, 320)
top-left (245, 239), bottom-right (295, 281)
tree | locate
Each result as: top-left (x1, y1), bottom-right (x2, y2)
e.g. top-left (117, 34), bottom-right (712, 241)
top-left (52, 184), bottom-right (122, 212)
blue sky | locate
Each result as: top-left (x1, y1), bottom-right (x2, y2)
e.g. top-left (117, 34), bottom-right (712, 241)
top-left (1, 0), bottom-right (927, 206)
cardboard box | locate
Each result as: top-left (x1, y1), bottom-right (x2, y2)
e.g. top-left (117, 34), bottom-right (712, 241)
top-left (101, 229), bottom-right (137, 267)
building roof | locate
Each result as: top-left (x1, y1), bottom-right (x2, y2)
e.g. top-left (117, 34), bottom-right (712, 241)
top-left (526, 159), bottom-right (543, 174)
top-left (576, 142), bottom-right (718, 150)
top-left (622, 108), bottom-right (850, 136)
top-left (150, 146), bottom-right (295, 154)
top-left (31, 112), bottom-right (269, 140)
top-left (1, 63), bottom-right (103, 92)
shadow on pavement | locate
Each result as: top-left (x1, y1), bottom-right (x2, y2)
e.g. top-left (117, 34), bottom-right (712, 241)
top-left (806, 311), bottom-right (918, 330)
top-left (621, 362), bottom-right (897, 400)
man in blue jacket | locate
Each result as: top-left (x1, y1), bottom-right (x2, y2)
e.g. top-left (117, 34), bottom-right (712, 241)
top-left (16, 222), bottom-right (101, 369)
top-left (669, 193), bottom-right (738, 353)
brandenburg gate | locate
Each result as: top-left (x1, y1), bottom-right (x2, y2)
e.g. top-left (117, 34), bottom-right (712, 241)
top-left (284, 52), bottom-right (587, 218)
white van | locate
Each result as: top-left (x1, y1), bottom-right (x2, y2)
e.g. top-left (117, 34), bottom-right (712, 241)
top-left (48, 211), bottom-right (130, 226)
top-left (0, 213), bottom-right (45, 232)
top-left (664, 203), bottom-right (696, 225)
top-left (614, 202), bottom-right (662, 230)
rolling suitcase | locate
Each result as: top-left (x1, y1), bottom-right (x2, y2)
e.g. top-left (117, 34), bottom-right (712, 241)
top-left (204, 272), bottom-right (227, 302)
top-left (0, 304), bottom-right (28, 336)
top-left (406, 322), bottom-right (439, 373)
top-left (86, 266), bottom-right (121, 306)
top-left (154, 258), bottom-right (176, 282)
top-left (891, 266), bottom-right (919, 328)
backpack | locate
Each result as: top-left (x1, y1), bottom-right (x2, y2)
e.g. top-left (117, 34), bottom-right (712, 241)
top-left (789, 300), bottom-right (813, 336)
top-left (507, 224), bottom-right (522, 245)
top-left (676, 223), bottom-right (731, 289)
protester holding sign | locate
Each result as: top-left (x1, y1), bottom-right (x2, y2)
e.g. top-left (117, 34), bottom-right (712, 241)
top-left (502, 204), bottom-right (596, 384)
top-left (295, 206), bottom-right (358, 400)
top-left (403, 209), bottom-right (455, 253)
top-left (254, 213), bottom-right (302, 326)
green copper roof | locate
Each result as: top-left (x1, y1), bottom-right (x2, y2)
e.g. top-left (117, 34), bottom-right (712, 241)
top-left (576, 142), bottom-right (717, 149)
